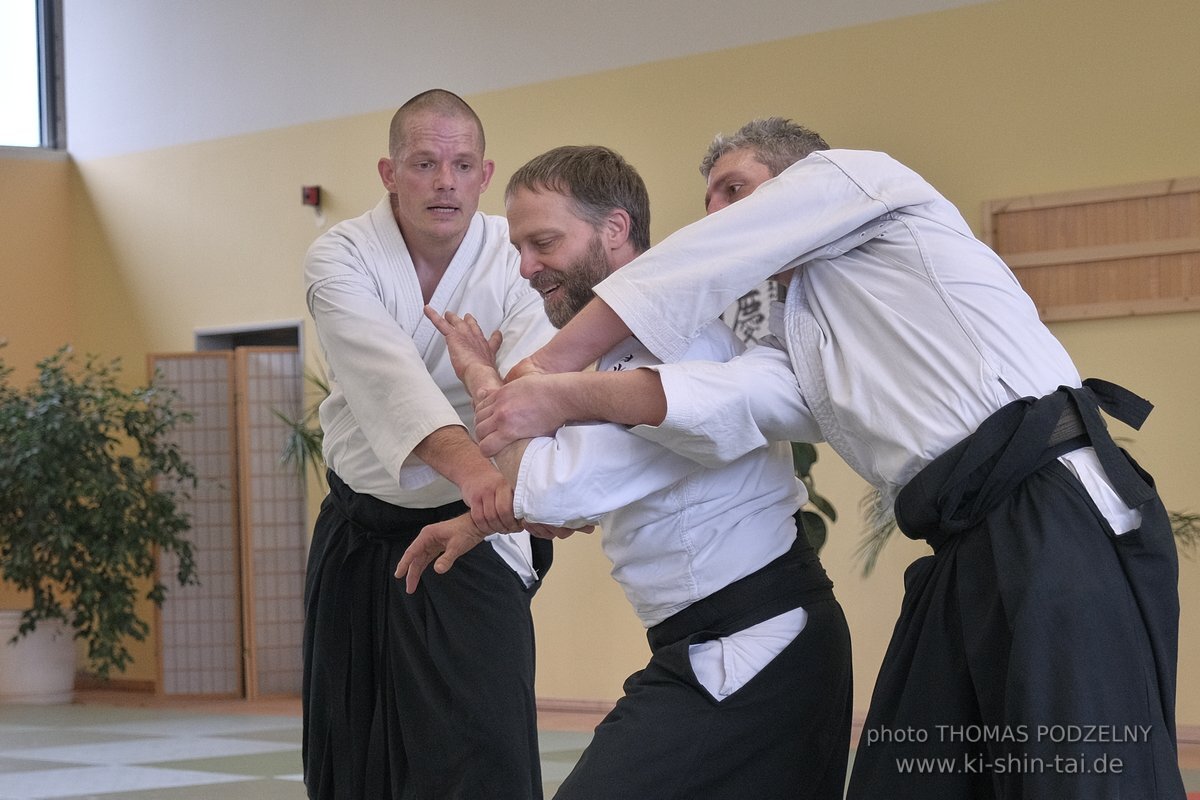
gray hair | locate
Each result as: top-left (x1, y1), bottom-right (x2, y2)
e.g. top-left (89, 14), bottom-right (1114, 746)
top-left (699, 117), bottom-right (829, 179)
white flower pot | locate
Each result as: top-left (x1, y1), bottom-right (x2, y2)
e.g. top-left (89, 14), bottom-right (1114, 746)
top-left (0, 610), bottom-right (76, 704)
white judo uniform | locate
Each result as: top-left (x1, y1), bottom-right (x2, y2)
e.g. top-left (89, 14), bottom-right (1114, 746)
top-left (302, 197), bottom-right (557, 799)
top-left (514, 320), bottom-right (853, 800)
top-left (587, 150), bottom-right (1182, 800)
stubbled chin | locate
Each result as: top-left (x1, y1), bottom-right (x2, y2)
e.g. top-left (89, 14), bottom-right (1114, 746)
top-left (542, 292), bottom-right (564, 313)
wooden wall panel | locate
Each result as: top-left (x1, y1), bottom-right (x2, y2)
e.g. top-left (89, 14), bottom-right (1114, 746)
top-left (983, 177), bottom-right (1200, 321)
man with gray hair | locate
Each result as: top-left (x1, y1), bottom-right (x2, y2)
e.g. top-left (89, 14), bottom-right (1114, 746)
top-left (699, 116), bottom-right (829, 211)
top-left (467, 119), bottom-right (1186, 800)
top-left (700, 118), bottom-right (829, 342)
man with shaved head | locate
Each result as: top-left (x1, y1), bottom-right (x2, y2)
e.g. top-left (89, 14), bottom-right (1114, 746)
top-left (302, 89), bottom-right (558, 799)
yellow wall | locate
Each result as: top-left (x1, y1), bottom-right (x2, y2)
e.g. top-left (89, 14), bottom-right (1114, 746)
top-left (12, 0), bottom-right (1199, 713)
top-left (0, 151), bottom-right (75, 613)
top-left (0, 152), bottom-right (75, 377)
top-left (491, 0), bottom-right (1200, 716)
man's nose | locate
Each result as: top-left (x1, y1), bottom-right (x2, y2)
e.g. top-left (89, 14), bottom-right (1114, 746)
top-left (434, 163), bottom-right (456, 190)
top-left (518, 250), bottom-right (542, 280)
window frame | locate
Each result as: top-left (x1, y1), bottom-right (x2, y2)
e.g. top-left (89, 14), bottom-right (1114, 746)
top-left (37, 0), bottom-right (65, 150)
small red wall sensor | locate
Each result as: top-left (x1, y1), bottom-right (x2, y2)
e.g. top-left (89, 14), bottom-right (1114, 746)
top-left (302, 185), bottom-right (322, 207)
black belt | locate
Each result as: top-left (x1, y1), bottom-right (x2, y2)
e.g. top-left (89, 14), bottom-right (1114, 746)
top-left (1048, 402), bottom-right (1085, 446)
top-left (894, 378), bottom-right (1155, 550)
top-left (647, 532), bottom-right (834, 651)
top-left (325, 469), bottom-right (468, 542)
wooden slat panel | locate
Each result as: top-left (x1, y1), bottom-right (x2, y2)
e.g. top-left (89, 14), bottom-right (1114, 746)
top-left (984, 176), bottom-right (1200, 321)
top-left (1004, 237), bottom-right (1200, 269)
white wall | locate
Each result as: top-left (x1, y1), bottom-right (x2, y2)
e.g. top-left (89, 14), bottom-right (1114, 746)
top-left (61, 0), bottom-right (987, 159)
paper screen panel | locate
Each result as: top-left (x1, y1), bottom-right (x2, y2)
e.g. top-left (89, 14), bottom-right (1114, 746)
top-left (151, 352), bottom-right (243, 696)
top-left (236, 347), bottom-right (306, 697)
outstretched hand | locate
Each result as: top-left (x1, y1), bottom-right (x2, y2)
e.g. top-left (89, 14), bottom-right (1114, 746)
top-left (395, 512), bottom-right (489, 593)
top-left (423, 306), bottom-right (503, 395)
top-left (395, 513), bottom-right (597, 593)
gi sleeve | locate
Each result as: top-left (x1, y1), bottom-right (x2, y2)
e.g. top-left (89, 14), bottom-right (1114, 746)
top-left (593, 149), bottom-right (944, 363)
top-left (306, 234), bottom-right (462, 483)
top-left (513, 421), bottom-right (706, 529)
top-left (630, 342), bottom-right (823, 468)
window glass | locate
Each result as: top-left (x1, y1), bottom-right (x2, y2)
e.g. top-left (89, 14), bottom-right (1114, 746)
top-left (1, 0), bottom-right (43, 147)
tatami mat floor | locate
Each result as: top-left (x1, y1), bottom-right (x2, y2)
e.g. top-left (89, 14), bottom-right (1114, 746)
top-left (1, 694), bottom-right (1198, 799)
top-left (0, 695), bottom-right (598, 799)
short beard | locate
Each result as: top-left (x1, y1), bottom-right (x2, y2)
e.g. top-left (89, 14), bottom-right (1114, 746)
top-left (537, 233), bottom-right (611, 329)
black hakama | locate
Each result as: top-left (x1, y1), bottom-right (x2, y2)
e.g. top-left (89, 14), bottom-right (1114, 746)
top-left (556, 533), bottom-right (853, 800)
top-left (846, 380), bottom-right (1185, 800)
top-left (302, 471), bottom-right (544, 799)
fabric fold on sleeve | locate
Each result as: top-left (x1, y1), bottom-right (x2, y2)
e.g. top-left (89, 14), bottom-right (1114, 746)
top-left (631, 343), bottom-right (823, 467)
top-left (593, 149), bottom-right (942, 362)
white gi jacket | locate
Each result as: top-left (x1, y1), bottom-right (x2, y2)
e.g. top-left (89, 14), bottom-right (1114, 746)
top-left (512, 321), bottom-right (802, 627)
top-left (597, 150), bottom-right (1136, 529)
top-left (306, 197), bottom-right (558, 576)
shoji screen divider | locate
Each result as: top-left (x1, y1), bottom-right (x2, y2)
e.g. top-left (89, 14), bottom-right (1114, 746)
top-left (150, 352), bottom-right (244, 697)
top-left (234, 347), bottom-right (306, 698)
top-left (151, 346), bottom-right (306, 698)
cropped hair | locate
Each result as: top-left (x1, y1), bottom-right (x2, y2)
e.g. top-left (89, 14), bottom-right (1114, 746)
top-left (699, 117), bottom-right (829, 179)
top-left (507, 145), bottom-right (651, 253)
top-left (388, 89), bottom-right (485, 158)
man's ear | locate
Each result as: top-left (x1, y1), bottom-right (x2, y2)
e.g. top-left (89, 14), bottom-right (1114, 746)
top-left (602, 207), bottom-right (632, 250)
top-left (378, 157), bottom-right (397, 193)
top-left (479, 159), bottom-right (496, 193)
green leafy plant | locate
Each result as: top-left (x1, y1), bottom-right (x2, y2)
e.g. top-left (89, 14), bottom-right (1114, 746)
top-left (792, 442), bottom-right (836, 553)
top-left (274, 370), bottom-right (329, 483)
top-left (1172, 510), bottom-right (1200, 559)
top-left (852, 488), bottom-right (896, 577)
top-left (0, 345), bottom-right (197, 678)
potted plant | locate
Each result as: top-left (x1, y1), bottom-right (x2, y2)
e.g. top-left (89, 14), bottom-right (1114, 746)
top-left (0, 345), bottom-right (198, 693)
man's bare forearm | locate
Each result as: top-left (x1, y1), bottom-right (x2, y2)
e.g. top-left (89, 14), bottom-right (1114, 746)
top-left (412, 424), bottom-right (520, 532)
top-left (511, 298), bottom-right (632, 378)
top-left (554, 368), bottom-right (667, 427)
top-left (411, 424), bottom-right (493, 485)
top-left (490, 438), bottom-right (529, 489)
top-left (474, 367), bottom-right (668, 457)
top-left (457, 362), bottom-right (530, 488)
top-left (459, 362), bottom-right (504, 405)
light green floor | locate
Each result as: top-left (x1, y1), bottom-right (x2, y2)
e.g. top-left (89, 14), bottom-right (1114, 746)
top-left (3, 703), bottom-right (1197, 798)
top-left (0, 703), bottom-right (591, 799)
